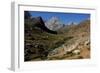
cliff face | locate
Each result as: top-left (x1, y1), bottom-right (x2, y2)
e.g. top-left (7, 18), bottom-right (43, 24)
top-left (25, 16), bottom-right (57, 34)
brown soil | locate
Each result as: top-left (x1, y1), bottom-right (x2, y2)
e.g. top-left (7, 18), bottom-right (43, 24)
top-left (80, 48), bottom-right (90, 58)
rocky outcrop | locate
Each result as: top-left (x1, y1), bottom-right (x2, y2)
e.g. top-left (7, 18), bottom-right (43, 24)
top-left (47, 37), bottom-right (90, 60)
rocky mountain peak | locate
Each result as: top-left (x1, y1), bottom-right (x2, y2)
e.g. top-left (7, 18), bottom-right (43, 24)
top-left (45, 16), bottom-right (63, 31)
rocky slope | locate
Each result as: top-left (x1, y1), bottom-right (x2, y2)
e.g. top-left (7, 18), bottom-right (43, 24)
top-left (47, 20), bottom-right (90, 60)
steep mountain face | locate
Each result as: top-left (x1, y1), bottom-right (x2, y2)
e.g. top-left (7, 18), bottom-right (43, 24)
top-left (32, 16), bottom-right (57, 34)
top-left (25, 16), bottom-right (57, 34)
top-left (45, 17), bottom-right (64, 31)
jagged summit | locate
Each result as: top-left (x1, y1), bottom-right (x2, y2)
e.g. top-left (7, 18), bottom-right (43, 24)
top-left (45, 16), bottom-right (64, 31)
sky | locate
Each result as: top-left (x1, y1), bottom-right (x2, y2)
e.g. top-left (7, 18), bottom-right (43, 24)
top-left (28, 11), bottom-right (90, 25)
